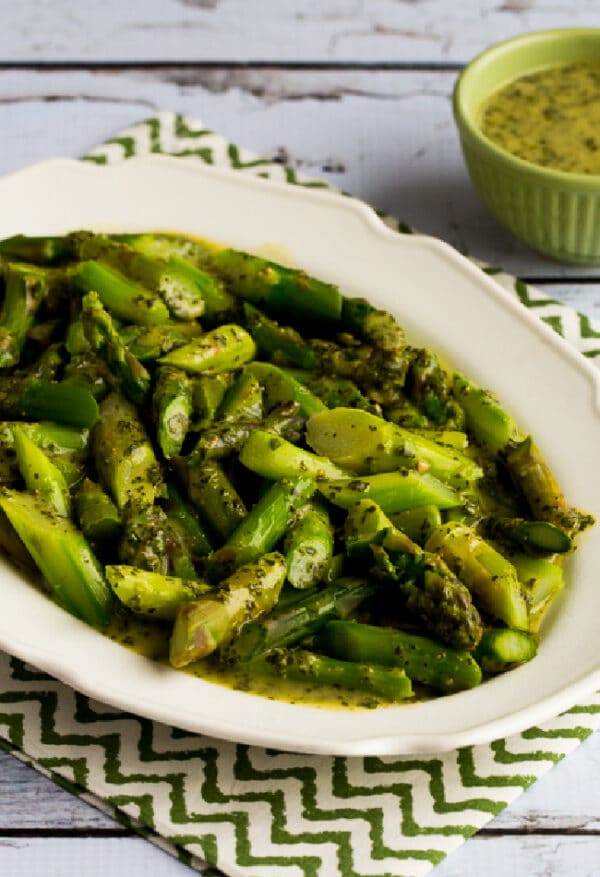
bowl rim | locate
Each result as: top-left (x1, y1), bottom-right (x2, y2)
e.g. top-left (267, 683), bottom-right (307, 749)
top-left (453, 27), bottom-right (600, 190)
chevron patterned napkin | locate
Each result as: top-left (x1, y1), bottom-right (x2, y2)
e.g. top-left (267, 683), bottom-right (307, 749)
top-left (1, 112), bottom-right (600, 877)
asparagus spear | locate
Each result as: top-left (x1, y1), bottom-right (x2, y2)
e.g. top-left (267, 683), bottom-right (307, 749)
top-left (389, 505), bottom-right (442, 546)
top-left (168, 254), bottom-right (236, 322)
top-left (286, 369), bottom-right (376, 412)
top-left (81, 291), bottom-right (151, 405)
top-left (509, 552), bottom-right (564, 633)
top-left (315, 620), bottom-right (482, 693)
top-left (186, 459), bottom-right (247, 542)
top-left (73, 235), bottom-right (207, 320)
top-left (152, 366), bottom-right (193, 459)
top-left (164, 483), bottom-right (213, 560)
top-left (75, 477), bottom-right (122, 546)
top-left (13, 428), bottom-right (71, 517)
top-left (170, 552), bottom-right (286, 667)
top-left (505, 436), bottom-right (593, 535)
top-left (341, 297), bottom-right (406, 353)
top-left (217, 370), bottom-right (263, 422)
top-left (92, 392), bottom-right (163, 511)
top-left (306, 406), bottom-right (482, 488)
top-left (192, 373), bottom-right (234, 429)
top-left (159, 324), bottom-right (256, 374)
top-left (284, 502), bottom-right (334, 589)
top-left (222, 577), bottom-right (376, 663)
top-left (73, 260), bottom-right (170, 326)
top-left (106, 565), bottom-right (211, 620)
top-left (0, 488), bottom-right (112, 627)
top-left (246, 361), bottom-right (326, 416)
top-left (207, 476), bottom-right (315, 580)
top-left (345, 499), bottom-right (483, 651)
top-left (0, 234), bottom-right (73, 264)
top-left (482, 516), bottom-right (572, 555)
top-left (426, 522), bottom-right (529, 630)
top-left (243, 302), bottom-right (317, 369)
top-left (240, 429), bottom-right (350, 481)
top-left (0, 377), bottom-right (99, 428)
top-left (452, 372), bottom-right (519, 454)
top-left (118, 505), bottom-right (169, 575)
top-left (212, 248), bottom-right (342, 323)
top-left (473, 628), bottom-right (538, 675)
top-left (118, 323), bottom-right (201, 361)
top-left (319, 470), bottom-right (462, 514)
top-left (250, 648), bottom-right (413, 702)
top-left (408, 348), bottom-right (464, 427)
top-left (0, 263), bottom-right (48, 368)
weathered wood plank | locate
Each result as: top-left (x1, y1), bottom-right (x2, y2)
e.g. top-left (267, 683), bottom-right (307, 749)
top-left (0, 835), bottom-right (194, 876)
top-left (1, 832), bottom-right (600, 877)
top-left (0, 0), bottom-right (598, 65)
top-left (1, 66), bottom-right (600, 285)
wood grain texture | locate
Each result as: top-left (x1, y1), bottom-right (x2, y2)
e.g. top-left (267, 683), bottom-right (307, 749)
top-left (0, 0), bottom-right (599, 64)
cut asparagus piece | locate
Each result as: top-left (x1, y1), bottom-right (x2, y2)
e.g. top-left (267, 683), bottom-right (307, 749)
top-left (152, 366), bottom-right (193, 459)
top-left (306, 406), bottom-right (482, 488)
top-left (186, 459), bottom-right (247, 542)
top-left (0, 234), bottom-right (73, 264)
top-left (505, 436), bottom-right (593, 536)
top-left (0, 378), bottom-right (99, 428)
top-left (452, 372), bottom-right (520, 454)
top-left (246, 361), bottom-right (327, 416)
top-left (315, 620), bottom-right (482, 694)
top-left (92, 392), bottom-right (163, 511)
top-left (169, 552), bottom-right (286, 667)
top-left (75, 478), bottom-right (122, 546)
top-left (106, 565), bottom-right (211, 620)
top-left (13, 428), bottom-right (71, 517)
top-left (344, 499), bottom-right (483, 652)
top-left (389, 505), bottom-right (442, 546)
top-left (207, 476), bottom-right (316, 580)
top-left (426, 522), bottom-right (529, 630)
top-left (0, 263), bottom-right (48, 368)
top-left (222, 577), bottom-right (376, 663)
top-left (0, 488), bottom-right (112, 627)
top-left (250, 648), bottom-right (413, 702)
top-left (473, 628), bottom-right (538, 675)
top-left (240, 429), bottom-right (349, 481)
top-left (165, 483), bottom-right (213, 559)
top-left (243, 302), bottom-right (318, 369)
top-left (118, 323), bottom-right (201, 361)
top-left (509, 552), bottom-right (565, 633)
top-left (319, 470), bottom-right (462, 514)
top-left (212, 248), bottom-right (342, 323)
top-left (81, 291), bottom-right (151, 404)
top-left (168, 254), bottom-right (236, 321)
top-left (74, 235), bottom-right (207, 320)
top-left (73, 260), bottom-right (170, 326)
top-left (159, 324), bottom-right (256, 374)
top-left (482, 516), bottom-right (572, 555)
top-left (284, 503), bottom-right (334, 589)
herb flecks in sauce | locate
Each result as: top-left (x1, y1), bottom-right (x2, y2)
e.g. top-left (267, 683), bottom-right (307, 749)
top-left (479, 62), bottom-right (600, 174)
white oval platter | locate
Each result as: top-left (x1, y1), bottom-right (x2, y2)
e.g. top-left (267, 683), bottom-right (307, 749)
top-left (0, 155), bottom-right (598, 755)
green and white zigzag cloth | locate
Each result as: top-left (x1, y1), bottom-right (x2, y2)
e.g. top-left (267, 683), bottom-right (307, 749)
top-left (2, 111), bottom-right (600, 877)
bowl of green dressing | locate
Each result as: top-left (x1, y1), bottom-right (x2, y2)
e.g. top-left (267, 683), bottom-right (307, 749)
top-left (453, 28), bottom-right (600, 264)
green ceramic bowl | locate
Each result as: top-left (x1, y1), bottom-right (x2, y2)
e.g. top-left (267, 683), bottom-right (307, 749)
top-left (453, 28), bottom-right (600, 264)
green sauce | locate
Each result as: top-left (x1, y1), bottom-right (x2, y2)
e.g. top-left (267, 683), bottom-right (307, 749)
top-left (479, 62), bottom-right (600, 174)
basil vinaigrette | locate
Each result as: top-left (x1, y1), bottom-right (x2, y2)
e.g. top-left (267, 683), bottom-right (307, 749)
top-left (478, 61), bottom-right (600, 174)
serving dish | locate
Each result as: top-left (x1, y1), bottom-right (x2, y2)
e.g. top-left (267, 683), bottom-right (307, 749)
top-left (0, 155), bottom-right (598, 755)
top-left (454, 28), bottom-right (600, 264)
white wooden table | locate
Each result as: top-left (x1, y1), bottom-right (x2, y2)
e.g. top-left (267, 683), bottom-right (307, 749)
top-left (2, 3), bottom-right (600, 874)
